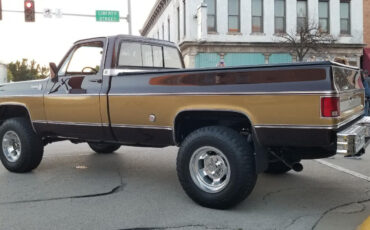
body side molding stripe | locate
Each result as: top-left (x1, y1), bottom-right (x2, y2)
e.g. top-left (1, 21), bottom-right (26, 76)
top-left (32, 120), bottom-right (172, 130)
top-left (109, 91), bottom-right (337, 96)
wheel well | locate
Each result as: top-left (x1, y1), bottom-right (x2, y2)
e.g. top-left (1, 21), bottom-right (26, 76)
top-left (174, 111), bottom-right (252, 145)
top-left (0, 105), bottom-right (32, 126)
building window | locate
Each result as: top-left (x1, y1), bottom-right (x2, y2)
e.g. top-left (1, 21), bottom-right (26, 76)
top-left (340, 0), bottom-right (350, 34)
top-left (162, 23), bottom-right (164, 40)
top-left (206, 0), bottom-right (217, 32)
top-left (274, 0), bottom-right (285, 33)
top-left (177, 7), bottom-right (180, 41)
top-left (252, 0), bottom-right (263, 33)
top-left (319, 0), bottom-right (329, 33)
top-left (183, 0), bottom-right (186, 36)
top-left (297, 0), bottom-right (307, 32)
top-left (168, 18), bottom-right (171, 41)
top-left (228, 0), bottom-right (240, 32)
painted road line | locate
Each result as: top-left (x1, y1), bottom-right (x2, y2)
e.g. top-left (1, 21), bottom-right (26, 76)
top-left (359, 216), bottom-right (370, 230)
top-left (315, 159), bottom-right (370, 182)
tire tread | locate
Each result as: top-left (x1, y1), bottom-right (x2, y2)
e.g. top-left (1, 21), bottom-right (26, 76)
top-left (177, 126), bottom-right (257, 209)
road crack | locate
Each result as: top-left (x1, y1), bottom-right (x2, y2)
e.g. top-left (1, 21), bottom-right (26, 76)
top-left (262, 188), bottom-right (297, 202)
top-left (311, 197), bottom-right (370, 230)
top-left (0, 170), bottom-right (125, 205)
top-left (283, 216), bottom-right (307, 229)
top-left (119, 224), bottom-right (237, 230)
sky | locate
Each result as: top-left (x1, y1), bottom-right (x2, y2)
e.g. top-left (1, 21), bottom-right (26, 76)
top-left (0, 0), bottom-right (156, 66)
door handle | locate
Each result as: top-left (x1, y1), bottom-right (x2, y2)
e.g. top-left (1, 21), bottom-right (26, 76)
top-left (89, 79), bottom-right (102, 83)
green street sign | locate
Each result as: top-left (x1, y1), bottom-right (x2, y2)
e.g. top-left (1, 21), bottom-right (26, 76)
top-left (96, 10), bottom-right (120, 22)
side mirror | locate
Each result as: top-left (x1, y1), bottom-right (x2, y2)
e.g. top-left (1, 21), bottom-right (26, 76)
top-left (49, 62), bottom-right (58, 82)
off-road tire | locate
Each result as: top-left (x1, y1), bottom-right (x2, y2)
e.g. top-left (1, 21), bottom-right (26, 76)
top-left (264, 161), bottom-right (292, 174)
top-left (177, 126), bottom-right (257, 209)
top-left (88, 142), bottom-right (121, 154)
top-left (0, 118), bottom-right (44, 173)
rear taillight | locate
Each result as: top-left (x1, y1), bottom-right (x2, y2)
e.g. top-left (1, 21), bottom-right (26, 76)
top-left (321, 97), bottom-right (340, 117)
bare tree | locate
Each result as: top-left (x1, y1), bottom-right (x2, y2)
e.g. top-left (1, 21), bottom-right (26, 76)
top-left (277, 21), bottom-right (337, 61)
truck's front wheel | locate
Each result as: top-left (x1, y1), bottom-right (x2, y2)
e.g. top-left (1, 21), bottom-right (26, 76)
top-left (0, 118), bottom-right (44, 173)
top-left (177, 126), bottom-right (257, 209)
top-left (88, 142), bottom-right (121, 154)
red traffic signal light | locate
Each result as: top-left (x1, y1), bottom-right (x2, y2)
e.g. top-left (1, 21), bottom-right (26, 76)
top-left (24, 0), bottom-right (35, 22)
top-left (25, 1), bottom-right (33, 8)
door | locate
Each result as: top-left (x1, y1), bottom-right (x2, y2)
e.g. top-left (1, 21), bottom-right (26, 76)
top-left (44, 40), bottom-right (105, 140)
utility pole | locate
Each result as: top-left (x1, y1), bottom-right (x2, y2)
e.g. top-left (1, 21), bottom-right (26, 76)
top-left (127, 0), bottom-right (132, 35)
top-left (0, 0), bottom-right (2, 20)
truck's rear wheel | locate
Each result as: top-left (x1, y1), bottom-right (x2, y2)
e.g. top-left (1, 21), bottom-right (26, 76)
top-left (0, 118), bottom-right (44, 173)
top-left (177, 126), bottom-right (257, 209)
top-left (88, 142), bottom-right (121, 154)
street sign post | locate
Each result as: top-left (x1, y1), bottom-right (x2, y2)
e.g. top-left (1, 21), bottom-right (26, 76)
top-left (96, 10), bottom-right (119, 22)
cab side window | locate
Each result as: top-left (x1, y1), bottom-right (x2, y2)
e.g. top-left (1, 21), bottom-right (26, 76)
top-left (118, 42), bottom-right (181, 69)
top-left (59, 42), bottom-right (103, 76)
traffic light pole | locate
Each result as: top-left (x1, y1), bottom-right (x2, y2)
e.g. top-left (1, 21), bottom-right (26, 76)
top-left (0, 9), bottom-right (129, 20)
top-left (0, 0), bottom-right (2, 20)
top-left (1, 0), bottom-right (132, 34)
top-left (127, 0), bottom-right (132, 35)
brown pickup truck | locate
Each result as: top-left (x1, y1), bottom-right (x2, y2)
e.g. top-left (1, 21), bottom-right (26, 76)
top-left (0, 35), bottom-right (369, 209)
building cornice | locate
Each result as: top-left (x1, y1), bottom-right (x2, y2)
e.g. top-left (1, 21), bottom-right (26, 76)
top-left (179, 41), bottom-right (366, 50)
top-left (140, 0), bottom-right (172, 36)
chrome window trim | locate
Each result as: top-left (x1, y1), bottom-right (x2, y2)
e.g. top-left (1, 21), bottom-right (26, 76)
top-left (103, 69), bottom-right (145, 77)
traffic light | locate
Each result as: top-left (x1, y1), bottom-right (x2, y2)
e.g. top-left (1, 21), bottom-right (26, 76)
top-left (24, 0), bottom-right (35, 22)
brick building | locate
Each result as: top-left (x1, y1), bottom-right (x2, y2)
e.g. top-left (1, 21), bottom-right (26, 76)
top-left (364, 0), bottom-right (370, 46)
top-left (362, 0), bottom-right (369, 73)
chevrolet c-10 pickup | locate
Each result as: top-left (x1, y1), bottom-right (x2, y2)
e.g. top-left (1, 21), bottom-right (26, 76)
top-left (0, 35), bottom-right (369, 209)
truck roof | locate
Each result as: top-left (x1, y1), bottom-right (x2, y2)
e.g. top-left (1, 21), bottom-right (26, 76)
top-left (74, 34), bottom-right (178, 48)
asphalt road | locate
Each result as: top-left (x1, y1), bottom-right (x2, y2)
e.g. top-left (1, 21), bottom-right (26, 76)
top-left (0, 141), bottom-right (369, 230)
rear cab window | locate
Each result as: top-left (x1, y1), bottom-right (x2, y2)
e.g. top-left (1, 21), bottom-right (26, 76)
top-left (117, 41), bottom-right (183, 69)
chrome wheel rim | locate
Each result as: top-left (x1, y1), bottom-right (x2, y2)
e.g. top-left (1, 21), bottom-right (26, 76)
top-left (2, 131), bottom-right (22, 163)
top-left (189, 146), bottom-right (231, 193)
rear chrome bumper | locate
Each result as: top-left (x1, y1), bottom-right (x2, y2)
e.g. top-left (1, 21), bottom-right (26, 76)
top-left (337, 116), bottom-right (370, 156)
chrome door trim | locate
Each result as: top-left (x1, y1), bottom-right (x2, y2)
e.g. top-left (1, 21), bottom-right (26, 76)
top-left (111, 124), bottom-right (172, 130)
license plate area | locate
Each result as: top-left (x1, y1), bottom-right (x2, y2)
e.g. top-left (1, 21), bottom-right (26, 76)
top-left (337, 116), bottom-right (370, 156)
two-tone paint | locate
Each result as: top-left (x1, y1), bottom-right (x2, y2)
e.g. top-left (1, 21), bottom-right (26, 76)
top-left (0, 35), bottom-right (364, 154)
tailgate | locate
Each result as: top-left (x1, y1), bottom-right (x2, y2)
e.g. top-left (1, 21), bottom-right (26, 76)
top-left (332, 66), bottom-right (364, 119)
